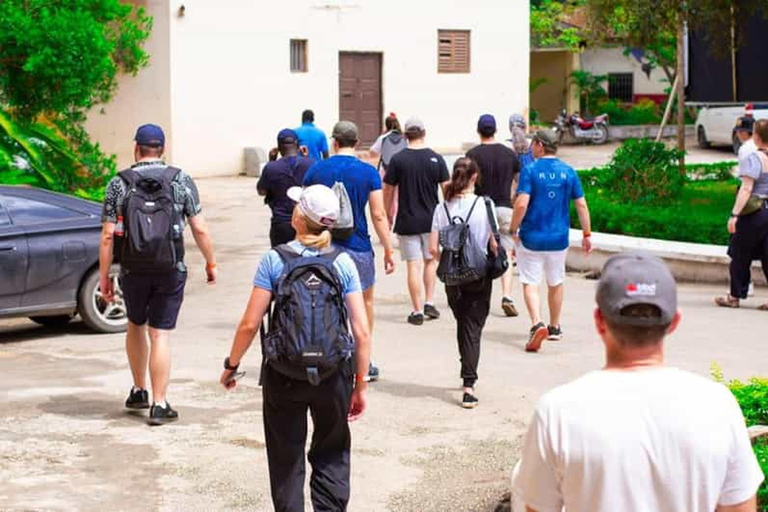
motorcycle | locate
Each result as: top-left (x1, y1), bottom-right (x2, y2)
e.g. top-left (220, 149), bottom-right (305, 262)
top-left (554, 109), bottom-right (610, 145)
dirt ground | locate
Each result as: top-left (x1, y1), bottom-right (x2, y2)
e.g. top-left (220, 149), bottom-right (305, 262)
top-left (1, 143), bottom-right (765, 511)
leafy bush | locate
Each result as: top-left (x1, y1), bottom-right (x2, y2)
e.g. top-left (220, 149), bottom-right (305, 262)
top-left (602, 139), bottom-right (686, 205)
top-left (687, 161), bottom-right (737, 181)
top-left (712, 364), bottom-right (768, 511)
top-left (597, 98), bottom-right (662, 126)
top-left (572, 163), bottom-right (737, 245)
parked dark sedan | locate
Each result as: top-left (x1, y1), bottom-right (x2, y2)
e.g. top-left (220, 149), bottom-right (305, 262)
top-left (0, 185), bottom-right (126, 333)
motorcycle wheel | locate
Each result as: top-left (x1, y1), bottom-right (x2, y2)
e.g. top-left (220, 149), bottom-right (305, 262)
top-left (593, 125), bottom-right (609, 145)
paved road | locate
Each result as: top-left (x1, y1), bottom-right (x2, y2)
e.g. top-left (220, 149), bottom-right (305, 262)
top-left (2, 170), bottom-right (766, 511)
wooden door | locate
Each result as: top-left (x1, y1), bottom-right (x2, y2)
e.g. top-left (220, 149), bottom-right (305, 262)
top-left (339, 52), bottom-right (382, 148)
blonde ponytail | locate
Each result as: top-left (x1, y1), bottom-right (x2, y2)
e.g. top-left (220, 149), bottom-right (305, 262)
top-left (295, 209), bottom-right (333, 250)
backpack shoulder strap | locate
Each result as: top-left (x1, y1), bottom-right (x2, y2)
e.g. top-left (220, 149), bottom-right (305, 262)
top-left (161, 166), bottom-right (182, 184)
top-left (118, 168), bottom-right (139, 187)
top-left (465, 196), bottom-right (480, 222)
top-left (484, 196), bottom-right (500, 238)
top-left (274, 244), bottom-right (303, 263)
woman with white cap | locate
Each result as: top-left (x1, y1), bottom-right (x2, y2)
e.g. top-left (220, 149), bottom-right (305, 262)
top-left (219, 184), bottom-right (371, 511)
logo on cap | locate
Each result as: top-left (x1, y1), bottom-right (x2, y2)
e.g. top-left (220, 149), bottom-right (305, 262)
top-left (626, 283), bottom-right (656, 297)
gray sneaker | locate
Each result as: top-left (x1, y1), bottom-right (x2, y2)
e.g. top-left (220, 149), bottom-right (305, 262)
top-left (407, 312), bottom-right (424, 326)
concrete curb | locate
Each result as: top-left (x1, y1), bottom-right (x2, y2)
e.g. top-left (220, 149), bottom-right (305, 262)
top-left (566, 229), bottom-right (766, 284)
top-left (608, 124), bottom-right (695, 140)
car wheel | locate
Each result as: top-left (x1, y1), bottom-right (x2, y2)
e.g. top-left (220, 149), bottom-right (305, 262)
top-left (593, 125), bottom-right (609, 145)
top-left (29, 315), bottom-right (74, 327)
top-left (732, 133), bottom-right (742, 155)
top-left (698, 126), bottom-right (711, 149)
top-left (78, 266), bottom-right (128, 333)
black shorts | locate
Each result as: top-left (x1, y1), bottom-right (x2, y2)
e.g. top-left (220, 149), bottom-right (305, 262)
top-left (121, 270), bottom-right (187, 330)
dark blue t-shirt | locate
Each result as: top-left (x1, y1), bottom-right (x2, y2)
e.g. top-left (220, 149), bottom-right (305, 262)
top-left (257, 155), bottom-right (316, 223)
top-left (517, 157), bottom-right (584, 252)
top-left (303, 155), bottom-right (381, 252)
top-left (294, 123), bottom-right (329, 162)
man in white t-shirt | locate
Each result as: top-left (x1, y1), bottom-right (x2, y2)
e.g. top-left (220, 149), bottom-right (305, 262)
top-left (512, 253), bottom-right (764, 512)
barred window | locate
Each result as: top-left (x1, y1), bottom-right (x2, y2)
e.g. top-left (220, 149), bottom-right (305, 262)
top-left (608, 73), bottom-right (633, 102)
top-left (438, 30), bottom-right (470, 73)
top-left (290, 39), bottom-right (308, 73)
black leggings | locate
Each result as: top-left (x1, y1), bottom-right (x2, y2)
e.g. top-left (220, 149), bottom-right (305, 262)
top-left (445, 278), bottom-right (492, 388)
top-left (728, 208), bottom-right (768, 299)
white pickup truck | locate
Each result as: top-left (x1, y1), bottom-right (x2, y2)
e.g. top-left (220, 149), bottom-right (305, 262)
top-left (695, 103), bottom-right (768, 154)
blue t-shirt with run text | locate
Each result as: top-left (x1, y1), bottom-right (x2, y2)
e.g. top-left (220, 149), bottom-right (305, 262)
top-left (294, 123), bottom-right (329, 162)
top-left (303, 155), bottom-right (382, 253)
top-left (517, 157), bottom-right (584, 252)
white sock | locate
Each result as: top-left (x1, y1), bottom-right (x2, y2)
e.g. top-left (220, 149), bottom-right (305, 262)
top-left (154, 400), bottom-right (167, 408)
top-left (132, 386), bottom-right (145, 393)
top-left (424, 302), bottom-right (434, 307)
top-left (502, 296), bottom-right (513, 302)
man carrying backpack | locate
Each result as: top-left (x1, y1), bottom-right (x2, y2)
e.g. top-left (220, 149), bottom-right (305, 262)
top-left (383, 117), bottom-right (449, 325)
top-left (220, 184), bottom-right (370, 511)
top-left (99, 124), bottom-right (217, 426)
top-left (258, 128), bottom-right (316, 247)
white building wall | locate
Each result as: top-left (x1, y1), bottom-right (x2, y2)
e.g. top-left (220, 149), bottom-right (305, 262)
top-left (168, 0), bottom-right (529, 176)
top-left (86, 0), bottom-right (529, 177)
top-left (580, 47), bottom-right (669, 96)
top-left (85, 0), bottom-right (173, 172)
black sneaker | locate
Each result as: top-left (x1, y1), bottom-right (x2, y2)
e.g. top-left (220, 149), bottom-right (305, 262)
top-left (461, 392), bottom-right (479, 409)
top-left (547, 325), bottom-right (563, 341)
top-left (424, 304), bottom-right (441, 320)
top-left (125, 388), bottom-right (149, 410)
top-left (407, 312), bottom-right (424, 326)
top-left (525, 323), bottom-right (548, 353)
top-left (365, 363), bottom-right (380, 382)
top-left (501, 298), bottom-right (519, 317)
top-left (147, 402), bottom-right (179, 426)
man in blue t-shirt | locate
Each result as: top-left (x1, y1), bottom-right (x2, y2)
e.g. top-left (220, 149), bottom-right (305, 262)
top-left (509, 129), bottom-right (593, 353)
top-left (258, 128), bottom-right (316, 247)
top-left (303, 120), bottom-right (395, 382)
top-left (295, 109), bottom-right (330, 162)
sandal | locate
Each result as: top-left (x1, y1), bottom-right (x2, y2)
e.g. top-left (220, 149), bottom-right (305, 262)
top-left (714, 295), bottom-right (740, 308)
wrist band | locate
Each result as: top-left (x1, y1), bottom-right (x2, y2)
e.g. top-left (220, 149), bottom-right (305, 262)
top-left (355, 373), bottom-right (366, 384)
top-left (206, 263), bottom-right (217, 270)
top-left (583, 232), bottom-right (592, 238)
top-left (384, 250), bottom-right (394, 256)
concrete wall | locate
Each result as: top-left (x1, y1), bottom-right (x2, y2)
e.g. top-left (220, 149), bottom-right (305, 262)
top-left (164, 0), bottom-right (529, 176)
top-left (85, 0), bottom-right (173, 172)
top-left (85, 0), bottom-right (529, 177)
top-left (580, 47), bottom-right (668, 97)
top-left (530, 50), bottom-right (578, 123)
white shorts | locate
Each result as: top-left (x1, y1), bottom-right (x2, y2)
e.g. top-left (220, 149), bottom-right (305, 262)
top-left (495, 207), bottom-right (515, 252)
top-left (399, 233), bottom-right (432, 261)
top-left (516, 244), bottom-right (568, 286)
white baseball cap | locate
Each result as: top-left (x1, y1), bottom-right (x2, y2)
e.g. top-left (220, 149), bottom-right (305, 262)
top-left (287, 185), bottom-right (339, 227)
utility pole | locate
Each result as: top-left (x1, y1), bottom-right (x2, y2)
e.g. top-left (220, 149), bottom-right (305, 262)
top-left (677, 4), bottom-right (686, 174)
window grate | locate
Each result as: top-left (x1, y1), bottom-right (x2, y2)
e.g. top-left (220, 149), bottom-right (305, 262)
top-left (608, 73), bottom-right (633, 103)
top-left (438, 30), bottom-right (470, 73)
top-left (290, 39), bottom-right (307, 73)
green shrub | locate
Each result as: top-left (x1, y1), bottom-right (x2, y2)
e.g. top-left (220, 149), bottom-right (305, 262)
top-left (687, 161), bottom-right (737, 182)
top-left (602, 139), bottom-right (686, 205)
top-left (597, 98), bottom-right (662, 126)
top-left (712, 364), bottom-right (768, 511)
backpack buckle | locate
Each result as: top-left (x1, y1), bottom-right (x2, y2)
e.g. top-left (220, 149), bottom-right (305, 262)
top-left (306, 367), bottom-right (321, 386)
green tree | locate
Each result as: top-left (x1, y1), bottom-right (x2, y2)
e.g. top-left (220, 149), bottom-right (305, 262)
top-left (531, 0), bottom-right (587, 50)
top-left (0, 0), bottom-right (152, 199)
top-left (585, 0), bottom-right (768, 171)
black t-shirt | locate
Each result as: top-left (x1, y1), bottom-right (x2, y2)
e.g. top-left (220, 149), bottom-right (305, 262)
top-left (257, 155), bottom-right (316, 223)
top-left (384, 148), bottom-right (449, 235)
top-left (466, 143), bottom-right (520, 208)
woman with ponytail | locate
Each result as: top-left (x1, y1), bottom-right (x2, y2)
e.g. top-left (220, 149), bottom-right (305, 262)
top-left (371, 112), bottom-right (407, 223)
top-left (429, 157), bottom-right (499, 409)
top-left (220, 184), bottom-right (371, 511)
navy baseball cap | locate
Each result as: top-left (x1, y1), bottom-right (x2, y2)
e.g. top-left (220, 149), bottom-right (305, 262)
top-left (277, 128), bottom-right (299, 145)
top-left (477, 114), bottom-right (496, 132)
top-left (134, 124), bottom-right (165, 147)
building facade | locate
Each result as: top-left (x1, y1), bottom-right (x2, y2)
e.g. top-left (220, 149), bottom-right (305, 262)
top-left (87, 0), bottom-right (530, 177)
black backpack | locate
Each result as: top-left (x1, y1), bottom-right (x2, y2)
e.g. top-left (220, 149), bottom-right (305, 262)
top-left (115, 166), bottom-right (184, 273)
top-left (262, 245), bottom-right (354, 385)
top-left (436, 197), bottom-right (488, 286)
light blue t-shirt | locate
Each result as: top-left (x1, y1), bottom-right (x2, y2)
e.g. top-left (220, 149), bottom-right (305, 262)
top-left (253, 241), bottom-right (361, 294)
top-left (739, 151), bottom-right (768, 196)
top-left (294, 123), bottom-right (329, 162)
top-left (517, 157), bottom-right (584, 252)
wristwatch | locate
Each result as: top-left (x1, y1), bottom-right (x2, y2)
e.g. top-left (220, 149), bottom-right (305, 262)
top-left (730, 213), bottom-right (739, 219)
top-left (224, 357), bottom-right (239, 371)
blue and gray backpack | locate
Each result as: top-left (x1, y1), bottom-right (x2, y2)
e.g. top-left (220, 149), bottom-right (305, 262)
top-left (262, 245), bottom-right (354, 385)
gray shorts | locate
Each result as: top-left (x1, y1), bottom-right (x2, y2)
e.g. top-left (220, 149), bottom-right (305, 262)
top-left (399, 233), bottom-right (432, 261)
top-left (495, 207), bottom-right (514, 251)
